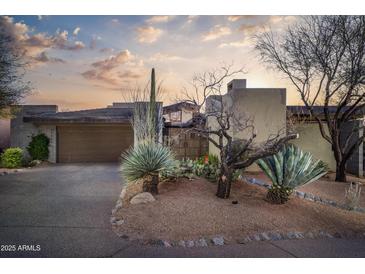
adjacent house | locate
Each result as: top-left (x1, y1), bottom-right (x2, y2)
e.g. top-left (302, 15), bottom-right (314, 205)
top-left (287, 105), bottom-right (364, 177)
top-left (163, 102), bottom-right (208, 160)
top-left (206, 79), bottom-right (287, 171)
top-left (163, 102), bottom-right (199, 123)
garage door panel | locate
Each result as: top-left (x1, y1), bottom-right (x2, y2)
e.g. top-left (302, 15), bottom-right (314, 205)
top-left (58, 125), bottom-right (133, 163)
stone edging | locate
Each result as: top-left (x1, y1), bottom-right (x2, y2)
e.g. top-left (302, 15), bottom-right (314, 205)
top-left (245, 177), bottom-right (365, 214)
top-left (110, 228), bottom-right (365, 248)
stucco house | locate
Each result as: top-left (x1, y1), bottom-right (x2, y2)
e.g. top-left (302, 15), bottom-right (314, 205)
top-left (287, 105), bottom-right (364, 177)
top-left (206, 79), bottom-right (287, 171)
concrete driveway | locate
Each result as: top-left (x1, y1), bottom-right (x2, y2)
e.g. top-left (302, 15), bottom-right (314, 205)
top-left (1, 163), bottom-right (365, 258)
top-left (0, 163), bottom-right (131, 257)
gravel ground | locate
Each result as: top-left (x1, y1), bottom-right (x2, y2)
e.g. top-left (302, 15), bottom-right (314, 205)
top-left (113, 178), bottom-right (365, 241)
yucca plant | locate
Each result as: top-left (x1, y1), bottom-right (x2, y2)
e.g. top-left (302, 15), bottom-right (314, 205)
top-left (257, 144), bottom-right (328, 204)
top-left (121, 141), bottom-right (175, 194)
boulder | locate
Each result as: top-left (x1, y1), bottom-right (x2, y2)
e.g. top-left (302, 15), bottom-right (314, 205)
top-left (121, 179), bottom-right (144, 205)
top-left (130, 192), bottom-right (156, 205)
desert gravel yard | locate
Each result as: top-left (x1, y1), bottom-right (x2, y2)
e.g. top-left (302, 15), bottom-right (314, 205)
top-left (113, 178), bottom-right (365, 242)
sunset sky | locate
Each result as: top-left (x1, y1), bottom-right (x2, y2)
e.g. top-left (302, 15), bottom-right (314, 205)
top-left (3, 15), bottom-right (301, 110)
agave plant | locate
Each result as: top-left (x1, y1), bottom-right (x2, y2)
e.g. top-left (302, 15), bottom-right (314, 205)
top-left (121, 141), bottom-right (175, 194)
top-left (257, 144), bottom-right (328, 204)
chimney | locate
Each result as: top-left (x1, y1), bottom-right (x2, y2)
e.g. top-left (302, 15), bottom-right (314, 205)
top-left (227, 79), bottom-right (247, 92)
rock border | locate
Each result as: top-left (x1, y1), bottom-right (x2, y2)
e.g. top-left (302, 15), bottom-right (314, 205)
top-left (245, 177), bottom-right (365, 213)
top-left (111, 227), bottom-right (365, 248)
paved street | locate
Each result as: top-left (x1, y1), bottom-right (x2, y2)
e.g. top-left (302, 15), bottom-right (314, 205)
top-left (0, 164), bottom-right (365, 258)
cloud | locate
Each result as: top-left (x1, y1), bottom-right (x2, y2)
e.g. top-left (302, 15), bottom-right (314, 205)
top-left (136, 26), bottom-right (163, 43)
top-left (146, 16), bottom-right (171, 24)
top-left (149, 52), bottom-right (184, 62)
top-left (218, 39), bottom-right (251, 48)
top-left (73, 27), bottom-right (81, 36)
top-left (227, 15), bottom-right (262, 22)
top-left (202, 25), bottom-right (231, 41)
top-left (91, 50), bottom-right (134, 70)
top-left (99, 47), bottom-right (114, 53)
top-left (0, 16), bottom-right (86, 66)
top-left (33, 51), bottom-right (65, 64)
top-left (81, 49), bottom-right (143, 86)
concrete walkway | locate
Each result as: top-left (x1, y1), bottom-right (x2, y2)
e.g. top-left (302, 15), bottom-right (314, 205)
top-left (0, 164), bottom-right (365, 258)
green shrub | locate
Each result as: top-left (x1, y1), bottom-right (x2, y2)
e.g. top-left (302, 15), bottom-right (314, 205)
top-left (191, 154), bottom-right (220, 182)
top-left (257, 144), bottom-right (328, 204)
top-left (27, 133), bottom-right (49, 161)
top-left (1, 147), bottom-right (23, 168)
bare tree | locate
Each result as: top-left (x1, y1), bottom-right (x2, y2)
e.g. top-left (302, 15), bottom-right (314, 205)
top-left (0, 16), bottom-right (31, 118)
top-left (255, 16), bottom-right (365, 182)
top-left (182, 64), bottom-right (297, 198)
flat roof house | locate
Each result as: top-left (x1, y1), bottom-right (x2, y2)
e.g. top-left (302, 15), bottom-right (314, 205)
top-left (10, 103), bottom-right (162, 163)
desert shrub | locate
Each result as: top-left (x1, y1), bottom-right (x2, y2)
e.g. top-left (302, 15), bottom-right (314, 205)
top-left (191, 154), bottom-right (220, 182)
top-left (160, 159), bottom-right (195, 181)
top-left (0, 147), bottom-right (23, 168)
top-left (27, 133), bottom-right (49, 161)
top-left (345, 182), bottom-right (362, 210)
top-left (257, 144), bottom-right (328, 204)
top-left (121, 141), bottom-right (175, 194)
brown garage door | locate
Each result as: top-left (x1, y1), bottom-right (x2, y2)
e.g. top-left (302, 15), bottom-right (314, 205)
top-left (57, 124), bottom-right (133, 163)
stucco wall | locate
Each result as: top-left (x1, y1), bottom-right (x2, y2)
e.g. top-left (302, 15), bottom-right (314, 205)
top-left (207, 83), bottom-right (286, 171)
top-left (289, 122), bottom-right (336, 171)
top-left (11, 105), bottom-right (58, 162)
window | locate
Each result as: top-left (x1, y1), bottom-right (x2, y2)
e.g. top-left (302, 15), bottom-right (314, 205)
top-left (169, 111), bottom-right (181, 122)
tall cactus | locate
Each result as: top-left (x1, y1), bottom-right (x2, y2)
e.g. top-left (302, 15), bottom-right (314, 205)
top-left (148, 68), bottom-right (156, 142)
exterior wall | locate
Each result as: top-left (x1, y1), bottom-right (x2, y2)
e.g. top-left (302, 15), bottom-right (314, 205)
top-left (0, 119), bottom-right (10, 151)
top-left (207, 82), bottom-right (286, 171)
top-left (10, 105), bottom-right (58, 162)
top-left (290, 122), bottom-right (336, 171)
top-left (181, 108), bottom-right (193, 123)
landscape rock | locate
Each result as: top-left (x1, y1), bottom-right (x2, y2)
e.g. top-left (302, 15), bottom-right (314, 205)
top-left (211, 236), bottom-right (225, 246)
top-left (178, 240), bottom-right (186, 247)
top-left (287, 232), bottom-right (297, 239)
top-left (115, 219), bottom-right (124, 225)
top-left (195, 238), bottom-right (208, 247)
top-left (268, 232), bottom-right (282, 241)
top-left (121, 179), bottom-right (144, 204)
top-left (238, 236), bottom-right (252, 244)
top-left (162, 240), bottom-right (172, 247)
top-left (130, 192), bottom-right (156, 205)
top-left (253, 234), bottom-right (262, 241)
top-left (260, 232), bottom-right (271, 241)
top-left (186, 240), bottom-right (194, 248)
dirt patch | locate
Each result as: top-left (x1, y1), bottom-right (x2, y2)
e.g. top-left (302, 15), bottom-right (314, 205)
top-left (113, 178), bottom-right (365, 241)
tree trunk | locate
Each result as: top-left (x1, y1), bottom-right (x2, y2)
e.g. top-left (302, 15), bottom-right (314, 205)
top-left (216, 167), bottom-right (233, 199)
top-left (143, 174), bottom-right (159, 194)
top-left (335, 162), bottom-right (347, 182)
